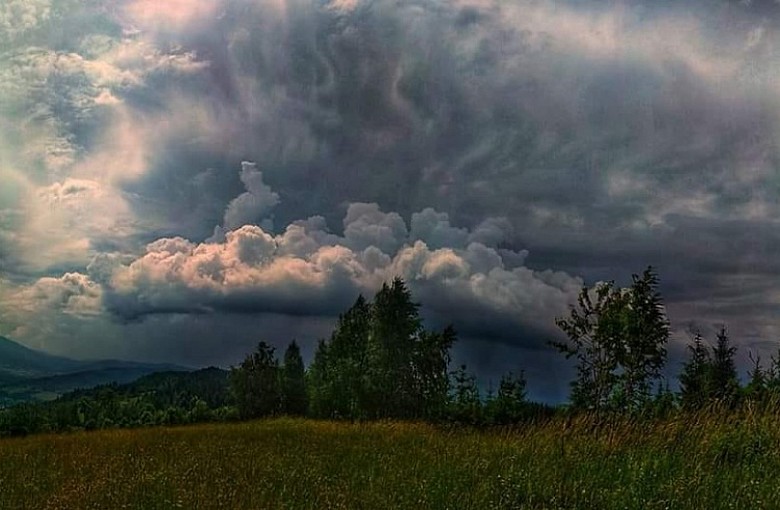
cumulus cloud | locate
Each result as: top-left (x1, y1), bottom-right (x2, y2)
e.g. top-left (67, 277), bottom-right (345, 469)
top-left (0, 0), bottom-right (51, 45)
top-left (1, 272), bottom-right (103, 318)
top-left (220, 162), bottom-right (280, 232)
top-left (101, 181), bottom-right (582, 346)
top-left (343, 203), bottom-right (408, 254)
top-left (6, 0), bottom-right (780, 383)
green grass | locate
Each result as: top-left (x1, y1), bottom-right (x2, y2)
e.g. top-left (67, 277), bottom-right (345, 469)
top-left (2, 411), bottom-right (780, 509)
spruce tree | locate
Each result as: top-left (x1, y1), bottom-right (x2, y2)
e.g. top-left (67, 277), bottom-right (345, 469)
top-left (449, 364), bottom-right (482, 425)
top-left (413, 325), bottom-right (457, 420)
top-left (746, 352), bottom-right (768, 404)
top-left (678, 331), bottom-right (712, 409)
top-left (366, 278), bottom-right (423, 419)
top-left (487, 370), bottom-right (527, 424)
top-left (229, 341), bottom-right (282, 419)
top-left (327, 295), bottom-right (371, 419)
top-left (306, 278), bottom-right (456, 420)
top-left (281, 341), bottom-right (308, 416)
top-left (711, 326), bottom-right (739, 406)
top-left (306, 339), bottom-right (331, 418)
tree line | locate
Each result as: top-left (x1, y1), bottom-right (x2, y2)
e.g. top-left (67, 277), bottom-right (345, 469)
top-left (4, 269), bottom-right (780, 437)
top-left (230, 269), bottom-right (780, 421)
top-left (0, 368), bottom-right (235, 436)
top-left (229, 278), bottom-right (535, 425)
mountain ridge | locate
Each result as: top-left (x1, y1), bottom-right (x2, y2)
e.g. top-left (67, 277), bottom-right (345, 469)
top-left (0, 336), bottom-right (189, 405)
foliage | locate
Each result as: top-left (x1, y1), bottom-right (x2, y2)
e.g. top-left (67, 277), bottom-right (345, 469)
top-left (679, 331), bottom-right (713, 409)
top-left (711, 326), bottom-right (740, 406)
top-left (0, 368), bottom-right (233, 436)
top-left (552, 266), bottom-right (669, 412)
top-left (229, 342), bottom-right (282, 419)
top-left (308, 278), bottom-right (457, 421)
top-left (447, 364), bottom-right (482, 425)
top-left (281, 341), bottom-right (308, 416)
top-left (7, 269), bottom-right (780, 438)
top-left (484, 370), bottom-right (528, 425)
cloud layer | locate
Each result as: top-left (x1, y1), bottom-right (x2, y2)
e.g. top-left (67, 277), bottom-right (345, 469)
top-left (102, 178), bottom-right (581, 347)
top-left (2, 0), bottom-right (780, 398)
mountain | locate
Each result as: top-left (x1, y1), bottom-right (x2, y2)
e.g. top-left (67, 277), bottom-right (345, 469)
top-left (0, 337), bottom-right (188, 406)
top-left (0, 336), bottom-right (83, 380)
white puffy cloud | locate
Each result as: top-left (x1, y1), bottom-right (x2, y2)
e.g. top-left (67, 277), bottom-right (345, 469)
top-left (222, 162), bottom-right (280, 231)
top-left (103, 200), bottom-right (582, 344)
top-left (410, 208), bottom-right (469, 250)
top-left (12, 178), bottom-right (138, 271)
top-left (0, 0), bottom-right (51, 44)
top-left (1, 272), bottom-right (103, 318)
top-left (343, 203), bottom-right (408, 254)
top-left (0, 5), bottom-right (211, 272)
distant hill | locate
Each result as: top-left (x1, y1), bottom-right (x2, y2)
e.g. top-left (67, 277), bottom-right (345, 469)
top-left (61, 367), bottom-right (231, 408)
top-left (0, 368), bottom-right (232, 435)
top-left (0, 336), bottom-right (188, 406)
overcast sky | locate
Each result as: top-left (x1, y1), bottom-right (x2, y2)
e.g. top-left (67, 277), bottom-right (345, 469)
top-left (1, 0), bottom-right (780, 401)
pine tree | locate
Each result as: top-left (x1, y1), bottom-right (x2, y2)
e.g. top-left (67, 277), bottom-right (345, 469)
top-left (281, 341), bottom-right (308, 416)
top-left (448, 364), bottom-right (481, 425)
top-left (711, 326), bottom-right (739, 406)
top-left (745, 352), bottom-right (767, 404)
top-left (487, 370), bottom-right (527, 424)
top-left (678, 331), bottom-right (712, 409)
top-left (366, 278), bottom-right (423, 419)
top-left (229, 341), bottom-right (282, 419)
top-left (306, 339), bottom-right (331, 419)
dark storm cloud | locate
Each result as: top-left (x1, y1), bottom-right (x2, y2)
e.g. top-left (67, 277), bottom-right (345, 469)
top-left (4, 0), bottom-right (780, 383)
top-left (99, 169), bottom-right (581, 348)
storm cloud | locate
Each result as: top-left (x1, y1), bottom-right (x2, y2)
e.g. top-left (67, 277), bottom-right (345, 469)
top-left (2, 0), bottom-right (780, 399)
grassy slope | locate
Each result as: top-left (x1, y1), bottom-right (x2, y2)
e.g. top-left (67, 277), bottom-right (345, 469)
top-left (1, 413), bottom-right (779, 509)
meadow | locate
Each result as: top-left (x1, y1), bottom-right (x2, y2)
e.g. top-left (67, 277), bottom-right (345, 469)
top-left (2, 411), bottom-right (780, 509)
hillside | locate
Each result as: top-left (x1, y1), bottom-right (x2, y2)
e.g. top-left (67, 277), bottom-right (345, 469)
top-left (0, 367), bottom-right (231, 433)
top-left (0, 336), bottom-right (187, 406)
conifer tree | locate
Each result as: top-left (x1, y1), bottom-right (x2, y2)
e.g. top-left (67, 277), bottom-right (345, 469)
top-left (281, 341), bottom-right (308, 416)
top-left (679, 331), bottom-right (712, 409)
top-left (486, 370), bottom-right (527, 424)
top-left (229, 341), bottom-right (282, 419)
top-left (745, 352), bottom-right (768, 404)
top-left (331, 295), bottom-right (372, 419)
top-left (711, 326), bottom-right (739, 406)
top-left (306, 278), bottom-right (456, 420)
top-left (449, 364), bottom-right (482, 424)
top-left (306, 339), bottom-right (331, 418)
top-left (413, 325), bottom-right (457, 419)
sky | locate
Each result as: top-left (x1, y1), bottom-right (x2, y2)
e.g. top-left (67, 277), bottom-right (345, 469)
top-left (1, 0), bottom-right (780, 401)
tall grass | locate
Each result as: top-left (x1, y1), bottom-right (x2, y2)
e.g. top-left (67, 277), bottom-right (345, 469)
top-left (1, 408), bottom-right (780, 509)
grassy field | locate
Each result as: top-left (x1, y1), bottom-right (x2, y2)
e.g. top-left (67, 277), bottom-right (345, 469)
top-left (2, 412), bottom-right (780, 509)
